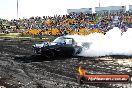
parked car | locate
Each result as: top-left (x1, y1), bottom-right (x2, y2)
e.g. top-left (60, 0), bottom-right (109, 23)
top-left (32, 36), bottom-right (82, 58)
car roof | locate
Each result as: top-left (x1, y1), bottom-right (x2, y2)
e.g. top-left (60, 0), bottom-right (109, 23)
top-left (59, 36), bottom-right (74, 39)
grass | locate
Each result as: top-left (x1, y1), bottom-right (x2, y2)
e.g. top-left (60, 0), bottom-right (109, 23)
top-left (0, 33), bottom-right (57, 41)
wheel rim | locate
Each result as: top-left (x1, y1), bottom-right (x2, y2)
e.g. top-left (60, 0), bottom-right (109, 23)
top-left (45, 50), bottom-right (54, 58)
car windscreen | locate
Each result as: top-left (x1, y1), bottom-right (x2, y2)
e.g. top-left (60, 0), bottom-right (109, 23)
top-left (53, 37), bottom-right (65, 43)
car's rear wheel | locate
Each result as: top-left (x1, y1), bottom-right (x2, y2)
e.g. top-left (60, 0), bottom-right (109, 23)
top-left (44, 50), bottom-right (55, 59)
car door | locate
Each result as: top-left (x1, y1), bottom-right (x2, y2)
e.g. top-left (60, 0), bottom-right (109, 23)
top-left (60, 38), bottom-right (75, 56)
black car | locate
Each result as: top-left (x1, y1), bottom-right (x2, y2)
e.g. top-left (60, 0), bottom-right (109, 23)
top-left (32, 36), bottom-right (82, 58)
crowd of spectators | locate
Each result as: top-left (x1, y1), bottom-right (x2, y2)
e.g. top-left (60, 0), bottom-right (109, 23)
top-left (0, 12), bottom-right (132, 36)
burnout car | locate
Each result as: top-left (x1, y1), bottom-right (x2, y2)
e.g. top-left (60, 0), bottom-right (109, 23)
top-left (32, 36), bottom-right (82, 58)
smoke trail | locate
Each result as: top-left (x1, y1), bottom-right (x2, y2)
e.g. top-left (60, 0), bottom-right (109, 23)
top-left (67, 27), bottom-right (132, 57)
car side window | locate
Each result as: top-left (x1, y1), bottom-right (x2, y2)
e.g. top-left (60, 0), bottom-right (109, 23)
top-left (65, 39), bottom-right (73, 44)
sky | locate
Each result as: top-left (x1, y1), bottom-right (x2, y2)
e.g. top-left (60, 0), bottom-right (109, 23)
top-left (0, 0), bottom-right (131, 20)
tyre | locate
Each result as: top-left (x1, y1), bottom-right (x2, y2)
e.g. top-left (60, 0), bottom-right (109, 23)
top-left (44, 50), bottom-right (55, 59)
top-left (76, 47), bottom-right (82, 54)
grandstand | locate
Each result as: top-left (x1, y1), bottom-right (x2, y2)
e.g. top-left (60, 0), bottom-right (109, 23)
top-left (129, 5), bottom-right (132, 12)
top-left (95, 6), bottom-right (126, 15)
top-left (67, 8), bottom-right (92, 14)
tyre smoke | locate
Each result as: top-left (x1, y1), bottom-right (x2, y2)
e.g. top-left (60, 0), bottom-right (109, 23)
top-left (66, 27), bottom-right (132, 57)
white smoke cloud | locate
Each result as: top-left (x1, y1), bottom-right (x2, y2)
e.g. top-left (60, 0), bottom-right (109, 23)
top-left (66, 27), bottom-right (132, 57)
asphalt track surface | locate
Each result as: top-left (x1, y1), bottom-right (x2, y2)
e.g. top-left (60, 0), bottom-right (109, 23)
top-left (0, 39), bottom-right (132, 88)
